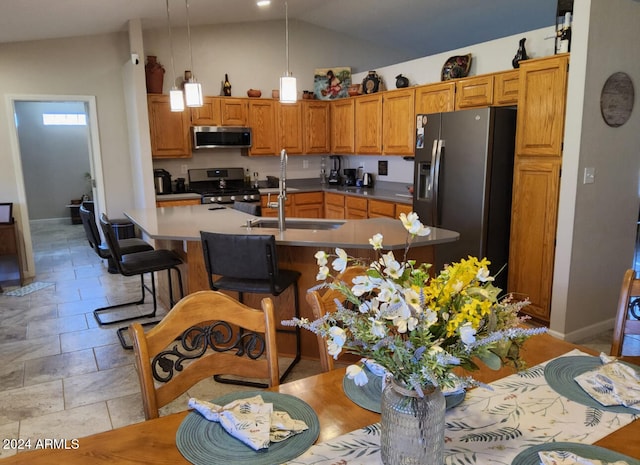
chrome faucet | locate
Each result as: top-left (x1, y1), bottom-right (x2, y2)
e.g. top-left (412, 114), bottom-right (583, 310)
top-left (267, 149), bottom-right (288, 231)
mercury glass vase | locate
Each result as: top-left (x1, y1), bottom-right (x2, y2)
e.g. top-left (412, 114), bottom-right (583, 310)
top-left (380, 379), bottom-right (446, 465)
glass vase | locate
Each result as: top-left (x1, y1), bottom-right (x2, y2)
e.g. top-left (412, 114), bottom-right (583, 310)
top-left (380, 379), bottom-right (446, 465)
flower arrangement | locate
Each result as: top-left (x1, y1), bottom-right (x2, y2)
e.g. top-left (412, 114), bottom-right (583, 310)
top-left (284, 212), bottom-right (546, 396)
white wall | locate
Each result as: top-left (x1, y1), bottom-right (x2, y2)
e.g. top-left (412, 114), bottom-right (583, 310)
top-left (551, 0), bottom-right (640, 341)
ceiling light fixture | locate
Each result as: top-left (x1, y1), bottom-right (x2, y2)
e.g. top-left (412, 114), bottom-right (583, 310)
top-left (257, 0), bottom-right (271, 6)
top-left (183, 0), bottom-right (203, 107)
top-left (166, 0), bottom-right (184, 111)
top-left (279, 1), bottom-right (297, 103)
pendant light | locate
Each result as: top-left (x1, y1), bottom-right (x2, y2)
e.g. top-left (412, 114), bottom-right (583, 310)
top-left (279, 1), bottom-right (297, 103)
top-left (166, 0), bottom-right (184, 111)
top-left (183, 0), bottom-right (203, 107)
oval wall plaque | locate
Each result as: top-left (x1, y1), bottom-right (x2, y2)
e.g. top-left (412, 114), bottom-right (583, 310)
top-left (600, 72), bottom-right (634, 127)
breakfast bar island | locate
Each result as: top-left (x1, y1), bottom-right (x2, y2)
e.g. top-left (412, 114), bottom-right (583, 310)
top-left (123, 204), bottom-right (459, 359)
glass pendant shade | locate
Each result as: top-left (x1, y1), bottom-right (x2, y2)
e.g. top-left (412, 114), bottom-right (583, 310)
top-left (184, 80), bottom-right (203, 107)
top-left (170, 88), bottom-right (185, 112)
top-left (279, 75), bottom-right (297, 103)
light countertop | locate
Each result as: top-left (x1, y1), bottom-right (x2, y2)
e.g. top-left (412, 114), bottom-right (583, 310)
top-left (125, 204), bottom-right (458, 249)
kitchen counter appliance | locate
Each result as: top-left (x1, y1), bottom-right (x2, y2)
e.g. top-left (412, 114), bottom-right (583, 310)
top-left (413, 108), bottom-right (516, 290)
top-left (154, 169), bottom-right (172, 195)
top-left (188, 167), bottom-right (260, 205)
top-left (328, 155), bottom-right (342, 185)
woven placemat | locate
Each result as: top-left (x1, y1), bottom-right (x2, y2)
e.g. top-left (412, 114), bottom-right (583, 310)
top-left (544, 355), bottom-right (640, 414)
top-left (176, 391), bottom-right (319, 465)
top-left (511, 441), bottom-right (640, 465)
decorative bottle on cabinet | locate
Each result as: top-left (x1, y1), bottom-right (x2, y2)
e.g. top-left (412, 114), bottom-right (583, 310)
top-left (558, 12), bottom-right (572, 53)
top-left (223, 74), bottom-right (232, 96)
top-left (145, 56), bottom-right (165, 94)
top-left (554, 0), bottom-right (573, 54)
top-left (512, 38), bottom-right (529, 68)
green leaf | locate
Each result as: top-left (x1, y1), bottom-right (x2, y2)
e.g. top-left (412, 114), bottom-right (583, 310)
top-left (477, 351), bottom-right (502, 370)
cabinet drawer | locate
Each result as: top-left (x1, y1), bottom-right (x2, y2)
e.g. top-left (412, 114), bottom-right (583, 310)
top-left (455, 75), bottom-right (494, 109)
top-left (367, 199), bottom-right (395, 218)
top-left (294, 191), bottom-right (323, 205)
top-left (494, 70), bottom-right (520, 106)
top-left (325, 192), bottom-right (345, 207)
top-left (345, 196), bottom-right (367, 210)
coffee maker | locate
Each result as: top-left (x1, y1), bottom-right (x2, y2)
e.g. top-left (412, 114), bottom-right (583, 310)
top-left (343, 168), bottom-right (357, 186)
top-left (328, 155), bottom-right (342, 185)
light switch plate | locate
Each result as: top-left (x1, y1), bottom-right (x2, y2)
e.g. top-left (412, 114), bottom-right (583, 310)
top-left (583, 167), bottom-right (595, 184)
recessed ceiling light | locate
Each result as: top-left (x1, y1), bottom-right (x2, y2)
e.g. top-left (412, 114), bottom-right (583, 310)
top-left (257, 0), bottom-right (271, 6)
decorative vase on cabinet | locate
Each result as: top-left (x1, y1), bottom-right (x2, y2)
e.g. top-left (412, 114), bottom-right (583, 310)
top-left (145, 56), bottom-right (164, 94)
top-left (380, 380), bottom-right (446, 465)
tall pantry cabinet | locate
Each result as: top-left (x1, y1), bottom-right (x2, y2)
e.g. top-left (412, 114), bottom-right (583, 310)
top-left (507, 54), bottom-right (569, 322)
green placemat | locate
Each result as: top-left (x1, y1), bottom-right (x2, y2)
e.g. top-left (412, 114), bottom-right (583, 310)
top-left (176, 391), bottom-right (319, 465)
top-left (342, 367), bottom-right (466, 414)
top-left (544, 356), bottom-right (640, 414)
top-left (511, 442), bottom-right (640, 465)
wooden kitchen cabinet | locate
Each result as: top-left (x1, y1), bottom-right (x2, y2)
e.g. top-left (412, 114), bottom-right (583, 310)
top-left (508, 158), bottom-right (561, 322)
top-left (221, 98), bottom-right (248, 126)
top-left (514, 55), bottom-right (569, 157)
top-left (331, 98), bottom-right (355, 154)
top-left (455, 75), bottom-right (494, 110)
top-left (382, 88), bottom-right (415, 155)
top-left (261, 193), bottom-right (293, 217)
top-left (248, 99), bottom-right (278, 156)
top-left (367, 199), bottom-right (395, 218)
top-left (415, 81), bottom-right (455, 114)
top-left (147, 94), bottom-right (191, 158)
top-left (303, 101), bottom-right (331, 154)
top-left (278, 102), bottom-right (303, 154)
top-left (0, 222), bottom-right (24, 287)
top-left (494, 70), bottom-right (520, 106)
top-left (354, 94), bottom-right (383, 154)
top-left (324, 192), bottom-right (345, 219)
top-left (345, 195), bottom-right (368, 219)
top-left (395, 202), bottom-right (413, 218)
top-left (190, 96), bottom-right (221, 125)
top-left (156, 198), bottom-right (201, 207)
top-left (293, 191), bottom-right (324, 218)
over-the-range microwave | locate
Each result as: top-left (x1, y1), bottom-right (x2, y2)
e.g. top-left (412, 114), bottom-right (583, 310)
top-left (192, 126), bottom-right (252, 149)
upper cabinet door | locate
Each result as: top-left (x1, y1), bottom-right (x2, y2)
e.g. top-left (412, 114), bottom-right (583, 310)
top-left (221, 98), bottom-right (248, 126)
top-left (147, 95), bottom-right (191, 158)
top-left (278, 102), bottom-right (304, 154)
top-left (191, 96), bottom-right (221, 125)
top-left (354, 94), bottom-right (383, 154)
top-left (331, 98), bottom-right (355, 154)
top-left (415, 82), bottom-right (455, 114)
top-left (248, 99), bottom-right (278, 156)
top-left (494, 70), bottom-right (520, 106)
top-left (515, 55), bottom-right (569, 157)
top-left (303, 101), bottom-right (331, 154)
top-left (382, 88), bottom-right (415, 155)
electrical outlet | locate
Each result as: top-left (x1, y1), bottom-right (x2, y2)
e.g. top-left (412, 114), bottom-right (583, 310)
top-left (181, 164), bottom-right (188, 174)
top-left (302, 160), bottom-right (309, 169)
top-left (583, 167), bottom-right (595, 184)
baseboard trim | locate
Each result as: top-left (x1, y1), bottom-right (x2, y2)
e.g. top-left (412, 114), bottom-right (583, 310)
top-left (548, 318), bottom-right (615, 343)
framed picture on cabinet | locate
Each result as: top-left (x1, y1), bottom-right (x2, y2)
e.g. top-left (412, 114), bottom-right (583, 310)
top-left (314, 67), bottom-right (351, 100)
top-left (0, 203), bottom-right (13, 224)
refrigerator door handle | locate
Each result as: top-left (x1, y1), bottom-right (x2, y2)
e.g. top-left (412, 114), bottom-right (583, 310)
top-left (432, 139), bottom-right (444, 226)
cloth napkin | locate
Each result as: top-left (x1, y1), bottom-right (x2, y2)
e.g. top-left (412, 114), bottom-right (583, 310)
top-left (188, 395), bottom-right (308, 451)
top-left (573, 353), bottom-right (640, 411)
top-left (538, 450), bottom-right (629, 465)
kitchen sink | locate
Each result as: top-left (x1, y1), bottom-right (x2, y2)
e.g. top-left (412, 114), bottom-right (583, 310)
top-left (244, 219), bottom-right (345, 230)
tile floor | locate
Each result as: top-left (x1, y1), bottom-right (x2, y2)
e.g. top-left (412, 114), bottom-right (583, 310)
top-left (0, 220), bottom-right (632, 459)
top-left (0, 220), bottom-right (324, 459)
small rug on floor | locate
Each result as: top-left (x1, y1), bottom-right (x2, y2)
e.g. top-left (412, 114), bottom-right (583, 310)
top-left (2, 282), bottom-right (54, 296)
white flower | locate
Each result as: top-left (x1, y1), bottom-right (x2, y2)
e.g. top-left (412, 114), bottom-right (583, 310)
top-left (403, 287), bottom-right (422, 312)
top-left (368, 233), bottom-right (384, 250)
top-left (370, 317), bottom-right (386, 338)
top-left (395, 315), bottom-right (418, 333)
top-left (329, 326), bottom-right (347, 346)
top-left (452, 280), bottom-right (464, 293)
top-left (316, 265), bottom-right (329, 281)
top-left (380, 252), bottom-right (403, 279)
top-left (476, 267), bottom-right (494, 282)
top-left (351, 275), bottom-right (376, 296)
top-left (314, 250), bottom-right (328, 266)
top-left (424, 308), bottom-right (438, 326)
top-left (327, 340), bottom-right (343, 358)
top-left (346, 364), bottom-right (369, 386)
top-left (332, 248), bottom-right (348, 273)
top-left (399, 212), bottom-right (431, 236)
top-left (459, 323), bottom-right (477, 345)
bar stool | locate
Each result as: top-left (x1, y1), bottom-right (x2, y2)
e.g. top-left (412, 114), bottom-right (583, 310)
top-left (200, 231), bottom-right (301, 386)
top-left (99, 213), bottom-right (184, 349)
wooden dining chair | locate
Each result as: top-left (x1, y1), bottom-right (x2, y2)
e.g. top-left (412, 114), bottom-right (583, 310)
top-left (306, 265), bottom-right (367, 372)
top-left (130, 290), bottom-right (279, 420)
top-left (610, 269), bottom-right (640, 363)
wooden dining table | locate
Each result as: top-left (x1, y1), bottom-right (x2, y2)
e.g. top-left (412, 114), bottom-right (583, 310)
top-left (2, 333), bottom-right (638, 464)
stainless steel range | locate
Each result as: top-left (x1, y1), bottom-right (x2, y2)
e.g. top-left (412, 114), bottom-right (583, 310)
top-left (188, 167), bottom-right (260, 204)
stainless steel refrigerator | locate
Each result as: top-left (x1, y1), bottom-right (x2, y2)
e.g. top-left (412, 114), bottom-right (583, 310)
top-left (412, 107), bottom-right (517, 290)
